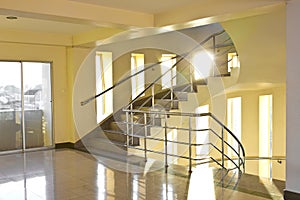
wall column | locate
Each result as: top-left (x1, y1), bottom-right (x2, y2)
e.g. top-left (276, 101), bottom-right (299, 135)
top-left (285, 0), bottom-right (300, 199)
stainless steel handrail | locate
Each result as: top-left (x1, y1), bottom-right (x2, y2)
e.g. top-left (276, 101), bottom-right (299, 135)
top-left (123, 108), bottom-right (245, 173)
top-left (80, 30), bottom-right (226, 106)
top-left (81, 55), bottom-right (179, 106)
top-left (126, 30), bottom-right (226, 109)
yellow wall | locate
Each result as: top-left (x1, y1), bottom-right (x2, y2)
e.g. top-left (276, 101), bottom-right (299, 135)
top-left (221, 6), bottom-right (286, 85)
top-left (0, 41), bottom-right (70, 144)
top-left (67, 47), bottom-right (92, 143)
top-left (218, 6), bottom-right (286, 180)
top-left (225, 86), bottom-right (286, 180)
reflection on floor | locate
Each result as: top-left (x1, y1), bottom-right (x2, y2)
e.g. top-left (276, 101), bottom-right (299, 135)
top-left (0, 149), bottom-right (284, 200)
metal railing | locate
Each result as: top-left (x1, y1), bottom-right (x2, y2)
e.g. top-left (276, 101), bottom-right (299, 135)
top-left (80, 30), bottom-right (244, 173)
top-left (81, 30), bottom-right (230, 106)
top-left (122, 108), bottom-right (245, 173)
top-left (120, 30), bottom-right (245, 173)
top-left (124, 30), bottom-right (227, 110)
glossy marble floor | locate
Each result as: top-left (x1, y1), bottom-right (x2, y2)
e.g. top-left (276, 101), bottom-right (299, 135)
top-left (0, 149), bottom-right (285, 200)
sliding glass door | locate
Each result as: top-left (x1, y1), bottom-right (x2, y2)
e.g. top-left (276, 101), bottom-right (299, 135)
top-left (0, 62), bottom-right (22, 151)
top-left (0, 61), bottom-right (53, 152)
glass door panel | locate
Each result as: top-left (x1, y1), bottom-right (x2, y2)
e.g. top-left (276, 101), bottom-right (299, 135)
top-left (0, 62), bottom-right (22, 151)
top-left (23, 62), bottom-right (52, 149)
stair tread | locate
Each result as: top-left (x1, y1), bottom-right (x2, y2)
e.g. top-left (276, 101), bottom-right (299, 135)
top-left (155, 99), bottom-right (182, 102)
top-left (103, 129), bottom-right (125, 134)
top-left (86, 136), bottom-right (126, 145)
top-left (112, 121), bottom-right (146, 126)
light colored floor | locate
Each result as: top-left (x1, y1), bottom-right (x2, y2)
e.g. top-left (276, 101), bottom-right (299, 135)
top-left (0, 149), bottom-right (284, 200)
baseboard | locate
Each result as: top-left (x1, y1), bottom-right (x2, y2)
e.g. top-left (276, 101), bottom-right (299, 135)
top-left (55, 142), bottom-right (75, 149)
top-left (284, 190), bottom-right (300, 200)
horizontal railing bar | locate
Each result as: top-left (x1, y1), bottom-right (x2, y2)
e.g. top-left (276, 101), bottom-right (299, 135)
top-left (191, 142), bottom-right (211, 146)
top-left (209, 114), bottom-right (245, 158)
top-left (130, 134), bottom-right (211, 147)
top-left (127, 146), bottom-right (190, 160)
top-left (209, 129), bottom-right (244, 166)
top-left (116, 113), bottom-right (244, 168)
top-left (125, 110), bottom-right (243, 157)
top-left (245, 156), bottom-right (286, 161)
top-left (117, 120), bottom-right (211, 132)
top-left (211, 143), bottom-right (244, 168)
top-left (120, 112), bottom-right (245, 171)
top-left (210, 157), bottom-right (224, 169)
top-left (210, 143), bottom-right (240, 169)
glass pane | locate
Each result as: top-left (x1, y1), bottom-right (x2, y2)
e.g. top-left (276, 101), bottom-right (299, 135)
top-left (161, 54), bottom-right (176, 89)
top-left (0, 62), bottom-right (22, 151)
top-left (23, 62), bottom-right (52, 149)
top-left (96, 52), bottom-right (113, 123)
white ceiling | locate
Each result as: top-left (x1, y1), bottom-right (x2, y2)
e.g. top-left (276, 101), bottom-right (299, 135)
top-left (0, 0), bottom-right (285, 36)
top-left (68, 0), bottom-right (206, 14)
top-left (0, 0), bottom-right (208, 35)
top-left (0, 14), bottom-right (96, 35)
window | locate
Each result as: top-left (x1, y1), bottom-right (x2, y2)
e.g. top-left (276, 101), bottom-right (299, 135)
top-left (227, 52), bottom-right (240, 72)
top-left (227, 97), bottom-right (242, 167)
top-left (131, 53), bottom-right (145, 100)
top-left (195, 105), bottom-right (209, 156)
top-left (167, 129), bottom-right (178, 164)
top-left (161, 54), bottom-right (176, 89)
top-left (259, 95), bottom-right (273, 178)
top-left (95, 52), bottom-right (113, 123)
top-left (192, 51), bottom-right (214, 80)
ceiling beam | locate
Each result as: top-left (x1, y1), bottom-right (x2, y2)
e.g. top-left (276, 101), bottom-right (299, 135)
top-left (0, 0), bottom-right (154, 28)
top-left (154, 0), bottom-right (285, 28)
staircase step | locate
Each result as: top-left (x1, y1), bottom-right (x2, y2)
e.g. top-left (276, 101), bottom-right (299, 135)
top-left (193, 78), bottom-right (207, 85)
top-left (112, 111), bottom-right (143, 122)
top-left (83, 137), bottom-right (128, 154)
top-left (155, 99), bottom-right (179, 109)
top-left (103, 129), bottom-right (140, 146)
top-left (173, 91), bottom-right (188, 101)
top-left (173, 84), bottom-right (195, 92)
top-left (109, 121), bottom-right (151, 137)
top-left (102, 130), bottom-right (127, 143)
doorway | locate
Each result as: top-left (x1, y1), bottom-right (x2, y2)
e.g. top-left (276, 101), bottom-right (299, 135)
top-left (0, 61), bottom-right (53, 152)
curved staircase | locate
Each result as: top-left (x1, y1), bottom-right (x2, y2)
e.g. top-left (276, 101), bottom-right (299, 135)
top-left (76, 30), bottom-right (245, 174)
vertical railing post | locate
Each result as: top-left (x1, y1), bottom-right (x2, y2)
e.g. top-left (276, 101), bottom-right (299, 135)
top-left (143, 113), bottom-right (148, 162)
top-left (126, 111), bottom-right (129, 148)
top-left (170, 81), bottom-right (174, 109)
top-left (151, 85), bottom-right (155, 109)
top-left (164, 114), bottom-right (168, 173)
top-left (170, 64), bottom-right (174, 106)
top-left (238, 145), bottom-right (241, 172)
top-left (189, 63), bottom-right (194, 92)
top-left (188, 116), bottom-right (192, 173)
top-left (212, 35), bottom-right (216, 77)
top-left (130, 104), bottom-right (134, 145)
top-left (221, 127), bottom-right (225, 169)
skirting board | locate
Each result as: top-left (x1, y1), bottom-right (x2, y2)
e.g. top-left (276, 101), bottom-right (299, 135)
top-left (55, 142), bottom-right (75, 149)
top-left (284, 190), bottom-right (300, 200)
